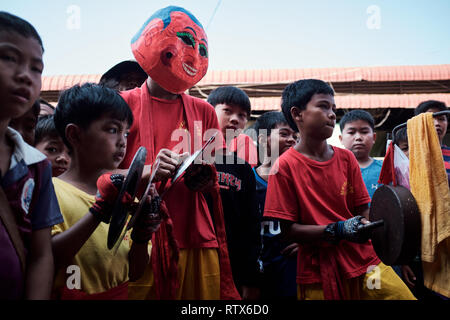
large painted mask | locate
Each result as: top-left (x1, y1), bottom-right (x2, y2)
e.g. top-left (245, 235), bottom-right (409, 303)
top-left (131, 6), bottom-right (209, 94)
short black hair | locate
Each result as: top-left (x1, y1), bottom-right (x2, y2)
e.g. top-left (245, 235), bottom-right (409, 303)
top-left (394, 126), bottom-right (408, 145)
top-left (414, 100), bottom-right (447, 116)
top-left (281, 79), bottom-right (334, 132)
top-left (207, 86), bottom-right (251, 117)
top-left (339, 110), bottom-right (375, 131)
top-left (35, 115), bottom-right (59, 145)
top-left (54, 83), bottom-right (133, 150)
top-left (254, 111), bottom-right (289, 137)
top-left (0, 11), bottom-right (44, 52)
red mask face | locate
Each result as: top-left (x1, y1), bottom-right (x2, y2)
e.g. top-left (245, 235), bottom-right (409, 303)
top-left (131, 7), bottom-right (209, 94)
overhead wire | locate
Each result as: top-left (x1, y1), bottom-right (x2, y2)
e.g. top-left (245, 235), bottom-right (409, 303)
top-left (206, 0), bottom-right (222, 30)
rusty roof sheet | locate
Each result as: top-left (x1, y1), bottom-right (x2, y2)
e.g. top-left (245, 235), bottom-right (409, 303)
top-left (199, 64), bottom-right (450, 84)
top-left (249, 93), bottom-right (450, 111)
top-left (41, 64), bottom-right (450, 91)
top-left (42, 74), bottom-right (101, 91)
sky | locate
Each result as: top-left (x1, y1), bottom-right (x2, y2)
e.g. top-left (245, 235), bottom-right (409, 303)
top-left (3, 0), bottom-right (450, 76)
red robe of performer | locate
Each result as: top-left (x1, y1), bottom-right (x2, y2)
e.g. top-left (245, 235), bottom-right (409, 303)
top-left (120, 6), bottom-right (240, 300)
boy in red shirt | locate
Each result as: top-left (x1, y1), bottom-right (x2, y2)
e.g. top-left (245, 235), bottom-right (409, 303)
top-left (263, 79), bottom-right (415, 300)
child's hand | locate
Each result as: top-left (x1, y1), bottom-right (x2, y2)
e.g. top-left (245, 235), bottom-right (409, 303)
top-left (153, 149), bottom-right (189, 182)
top-left (131, 186), bottom-right (162, 244)
top-left (89, 173), bottom-right (132, 223)
top-left (325, 216), bottom-right (371, 244)
top-left (280, 242), bottom-right (299, 257)
top-left (401, 265), bottom-right (416, 288)
top-left (184, 163), bottom-right (215, 192)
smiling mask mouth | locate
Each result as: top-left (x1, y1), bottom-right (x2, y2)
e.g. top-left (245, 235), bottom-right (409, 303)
top-left (182, 63), bottom-right (198, 76)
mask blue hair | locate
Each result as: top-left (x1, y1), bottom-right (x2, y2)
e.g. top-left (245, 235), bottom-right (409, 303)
top-left (131, 6), bottom-right (204, 45)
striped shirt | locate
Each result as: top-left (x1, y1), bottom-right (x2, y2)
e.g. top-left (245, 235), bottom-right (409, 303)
top-left (442, 145), bottom-right (450, 174)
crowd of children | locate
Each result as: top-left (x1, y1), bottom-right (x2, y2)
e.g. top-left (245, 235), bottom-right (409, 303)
top-left (1, 9), bottom-right (449, 301)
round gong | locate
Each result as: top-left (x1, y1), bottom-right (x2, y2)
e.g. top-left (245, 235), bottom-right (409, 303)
top-left (369, 185), bottom-right (421, 266)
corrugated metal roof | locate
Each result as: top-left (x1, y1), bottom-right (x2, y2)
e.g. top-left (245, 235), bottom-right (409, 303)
top-left (41, 64), bottom-right (450, 91)
top-left (40, 64), bottom-right (450, 111)
top-left (42, 74), bottom-right (101, 91)
top-left (249, 94), bottom-right (450, 111)
top-left (198, 64), bottom-right (450, 84)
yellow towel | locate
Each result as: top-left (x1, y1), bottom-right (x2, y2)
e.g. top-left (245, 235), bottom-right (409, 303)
top-left (408, 112), bottom-right (450, 297)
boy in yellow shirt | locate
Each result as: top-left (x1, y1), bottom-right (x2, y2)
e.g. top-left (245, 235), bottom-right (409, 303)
top-left (51, 83), bottom-right (160, 299)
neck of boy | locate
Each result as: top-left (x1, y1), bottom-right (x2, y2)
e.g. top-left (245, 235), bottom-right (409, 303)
top-left (147, 78), bottom-right (179, 100)
top-left (59, 158), bottom-right (108, 196)
top-left (295, 137), bottom-right (334, 162)
top-left (256, 163), bottom-right (271, 182)
top-left (358, 156), bottom-right (374, 169)
top-left (0, 120), bottom-right (9, 143)
top-left (256, 150), bottom-right (275, 182)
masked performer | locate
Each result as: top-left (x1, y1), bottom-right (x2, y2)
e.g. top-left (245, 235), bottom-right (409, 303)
top-left (119, 6), bottom-right (240, 300)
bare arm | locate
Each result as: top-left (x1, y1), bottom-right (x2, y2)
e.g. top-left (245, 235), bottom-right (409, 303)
top-left (281, 220), bottom-right (327, 244)
top-left (26, 227), bottom-right (54, 299)
top-left (51, 213), bottom-right (100, 268)
top-left (280, 203), bottom-right (370, 245)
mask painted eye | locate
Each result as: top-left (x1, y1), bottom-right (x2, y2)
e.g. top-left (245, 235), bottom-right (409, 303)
top-left (199, 44), bottom-right (208, 58)
top-left (176, 32), bottom-right (195, 48)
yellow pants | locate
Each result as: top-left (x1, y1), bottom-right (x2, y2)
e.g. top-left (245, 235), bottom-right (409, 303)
top-left (128, 247), bottom-right (220, 300)
top-left (297, 262), bottom-right (416, 300)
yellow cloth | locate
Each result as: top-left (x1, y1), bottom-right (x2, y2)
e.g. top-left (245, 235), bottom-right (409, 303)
top-left (408, 113), bottom-right (450, 297)
top-left (52, 178), bottom-right (130, 295)
top-left (297, 262), bottom-right (416, 300)
top-left (128, 248), bottom-right (220, 300)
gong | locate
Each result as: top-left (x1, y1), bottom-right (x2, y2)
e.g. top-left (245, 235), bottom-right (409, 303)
top-left (369, 185), bottom-right (421, 265)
